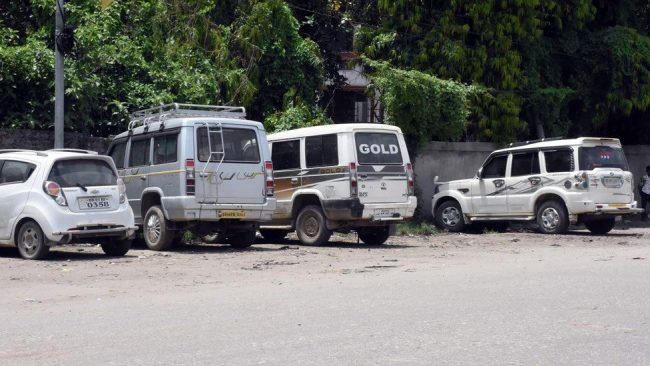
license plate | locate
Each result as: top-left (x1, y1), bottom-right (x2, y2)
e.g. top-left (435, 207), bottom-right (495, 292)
top-left (218, 210), bottom-right (246, 219)
top-left (602, 177), bottom-right (622, 188)
top-left (609, 203), bottom-right (627, 208)
top-left (78, 196), bottom-right (112, 210)
top-left (375, 209), bottom-right (397, 218)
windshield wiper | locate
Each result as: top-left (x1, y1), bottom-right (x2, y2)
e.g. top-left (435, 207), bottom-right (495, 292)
top-left (76, 183), bottom-right (88, 192)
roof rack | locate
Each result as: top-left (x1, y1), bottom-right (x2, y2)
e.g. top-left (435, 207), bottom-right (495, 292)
top-left (47, 148), bottom-right (98, 155)
top-left (128, 103), bottom-right (246, 130)
top-left (507, 137), bottom-right (564, 148)
top-left (0, 149), bottom-right (48, 156)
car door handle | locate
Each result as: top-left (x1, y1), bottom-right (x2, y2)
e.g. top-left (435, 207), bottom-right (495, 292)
top-left (359, 174), bottom-right (368, 180)
top-left (199, 172), bottom-right (209, 178)
top-left (291, 177), bottom-right (299, 185)
top-left (493, 179), bottom-right (505, 188)
top-left (139, 176), bottom-right (147, 181)
top-left (528, 176), bottom-right (541, 186)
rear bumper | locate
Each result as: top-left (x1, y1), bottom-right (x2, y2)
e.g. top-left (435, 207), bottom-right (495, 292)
top-left (322, 196), bottom-right (417, 221)
top-left (53, 226), bottom-right (137, 243)
top-left (568, 200), bottom-right (643, 215)
top-left (162, 196), bottom-right (276, 222)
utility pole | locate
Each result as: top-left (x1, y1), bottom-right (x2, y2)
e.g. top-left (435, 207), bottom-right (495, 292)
top-left (54, 0), bottom-right (65, 148)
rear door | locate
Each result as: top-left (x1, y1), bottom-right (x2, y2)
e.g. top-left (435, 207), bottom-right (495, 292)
top-left (195, 124), bottom-right (265, 204)
top-left (0, 160), bottom-right (37, 240)
top-left (354, 131), bottom-right (409, 204)
top-left (270, 139), bottom-right (302, 218)
top-left (47, 158), bottom-right (121, 213)
top-left (578, 145), bottom-right (633, 204)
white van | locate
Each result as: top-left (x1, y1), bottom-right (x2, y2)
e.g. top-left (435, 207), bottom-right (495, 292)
top-left (261, 124), bottom-right (417, 245)
top-left (108, 103), bottom-right (276, 250)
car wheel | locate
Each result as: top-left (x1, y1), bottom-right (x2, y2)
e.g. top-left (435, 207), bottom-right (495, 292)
top-left (101, 239), bottom-right (132, 256)
top-left (585, 218), bottom-right (616, 235)
top-left (296, 205), bottom-right (332, 246)
top-left (259, 229), bottom-right (288, 243)
top-left (435, 200), bottom-right (466, 232)
top-left (536, 200), bottom-right (569, 234)
top-left (16, 221), bottom-right (50, 260)
top-left (143, 205), bottom-right (174, 251)
top-left (227, 230), bottom-right (256, 249)
top-left (358, 226), bottom-right (390, 245)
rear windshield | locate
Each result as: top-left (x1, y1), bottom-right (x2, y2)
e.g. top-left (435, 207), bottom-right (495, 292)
top-left (197, 127), bottom-right (260, 163)
top-left (355, 132), bottom-right (403, 165)
top-left (48, 159), bottom-right (117, 187)
top-left (578, 146), bottom-right (628, 170)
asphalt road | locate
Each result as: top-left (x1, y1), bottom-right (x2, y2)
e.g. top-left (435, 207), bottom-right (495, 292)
top-left (0, 228), bottom-right (649, 365)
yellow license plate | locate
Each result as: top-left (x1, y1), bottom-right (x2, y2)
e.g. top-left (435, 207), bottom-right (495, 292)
top-left (609, 203), bottom-right (627, 208)
top-left (218, 210), bottom-right (246, 219)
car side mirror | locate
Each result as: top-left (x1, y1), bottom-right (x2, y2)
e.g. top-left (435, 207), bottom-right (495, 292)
top-left (476, 168), bottom-right (483, 179)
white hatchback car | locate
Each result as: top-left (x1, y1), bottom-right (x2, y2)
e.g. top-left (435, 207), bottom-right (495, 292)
top-left (0, 149), bottom-right (136, 259)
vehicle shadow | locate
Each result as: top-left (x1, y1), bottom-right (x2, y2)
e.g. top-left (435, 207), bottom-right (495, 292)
top-left (0, 246), bottom-right (130, 261)
top-left (254, 237), bottom-right (412, 249)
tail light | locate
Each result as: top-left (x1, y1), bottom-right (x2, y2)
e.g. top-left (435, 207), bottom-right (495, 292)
top-left (264, 161), bottom-right (274, 197)
top-left (406, 163), bottom-right (415, 196)
top-left (349, 162), bottom-right (358, 197)
top-left (117, 178), bottom-right (127, 204)
top-left (44, 181), bottom-right (67, 206)
top-left (185, 159), bottom-right (195, 196)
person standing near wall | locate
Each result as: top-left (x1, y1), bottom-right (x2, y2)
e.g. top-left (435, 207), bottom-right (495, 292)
top-left (639, 165), bottom-right (650, 221)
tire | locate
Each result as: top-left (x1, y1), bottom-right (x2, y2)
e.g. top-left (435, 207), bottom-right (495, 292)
top-left (536, 200), bottom-right (569, 234)
top-left (16, 221), bottom-right (50, 260)
top-left (358, 226), bottom-right (390, 245)
top-left (227, 230), bottom-right (256, 249)
top-left (435, 200), bottom-right (466, 232)
top-left (585, 218), bottom-right (616, 235)
top-left (101, 239), bottom-right (132, 256)
top-left (295, 205), bottom-right (332, 246)
top-left (259, 229), bottom-right (288, 243)
top-left (143, 205), bottom-right (174, 251)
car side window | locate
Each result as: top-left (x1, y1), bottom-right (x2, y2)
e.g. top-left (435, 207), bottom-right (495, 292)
top-left (511, 151), bottom-right (540, 177)
top-left (544, 149), bottom-right (573, 173)
top-left (108, 140), bottom-right (127, 169)
top-left (481, 155), bottom-right (508, 179)
top-left (272, 140), bottom-right (301, 170)
top-left (306, 134), bottom-right (338, 168)
top-left (153, 134), bottom-right (178, 165)
top-left (129, 138), bottom-right (151, 167)
top-left (0, 160), bottom-right (36, 184)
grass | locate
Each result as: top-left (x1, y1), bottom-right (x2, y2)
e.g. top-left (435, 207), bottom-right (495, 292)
top-left (395, 221), bottom-right (439, 236)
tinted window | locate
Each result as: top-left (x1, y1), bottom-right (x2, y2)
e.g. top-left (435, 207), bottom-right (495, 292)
top-left (482, 155), bottom-right (508, 178)
top-left (272, 140), bottom-right (301, 170)
top-left (544, 149), bottom-right (573, 173)
top-left (306, 134), bottom-right (338, 168)
top-left (153, 134), bottom-right (178, 165)
top-left (511, 152), bottom-right (540, 177)
top-left (48, 159), bottom-right (117, 187)
top-left (197, 127), bottom-right (260, 163)
top-left (129, 138), bottom-right (150, 167)
top-left (579, 146), bottom-right (628, 170)
top-left (355, 132), bottom-right (403, 165)
top-left (108, 141), bottom-right (127, 169)
top-left (0, 160), bottom-right (36, 184)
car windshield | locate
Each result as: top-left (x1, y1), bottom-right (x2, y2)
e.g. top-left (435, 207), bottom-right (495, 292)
top-left (48, 159), bottom-right (117, 187)
top-left (578, 146), bottom-right (628, 170)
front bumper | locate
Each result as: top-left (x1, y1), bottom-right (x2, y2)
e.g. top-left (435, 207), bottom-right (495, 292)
top-left (162, 196), bottom-right (277, 222)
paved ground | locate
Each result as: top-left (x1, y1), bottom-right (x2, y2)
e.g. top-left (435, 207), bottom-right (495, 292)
top-left (0, 227), bottom-right (649, 365)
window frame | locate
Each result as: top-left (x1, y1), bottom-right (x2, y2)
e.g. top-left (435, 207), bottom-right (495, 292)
top-left (510, 151), bottom-right (541, 177)
top-left (305, 134), bottom-right (339, 168)
top-left (542, 148), bottom-right (574, 173)
top-left (128, 137), bottom-right (152, 168)
top-left (0, 159), bottom-right (37, 185)
top-left (353, 131), bottom-right (404, 166)
top-left (152, 132), bottom-right (179, 165)
top-left (107, 139), bottom-right (128, 170)
top-left (196, 126), bottom-right (261, 164)
top-left (271, 139), bottom-right (302, 171)
top-left (480, 154), bottom-right (509, 179)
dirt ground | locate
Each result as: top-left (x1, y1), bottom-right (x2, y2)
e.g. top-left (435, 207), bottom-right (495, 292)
top-left (1, 226), bottom-right (649, 365)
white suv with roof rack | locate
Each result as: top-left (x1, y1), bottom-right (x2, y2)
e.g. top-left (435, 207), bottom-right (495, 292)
top-left (108, 103), bottom-right (276, 250)
top-left (0, 149), bottom-right (136, 259)
top-left (432, 137), bottom-right (642, 235)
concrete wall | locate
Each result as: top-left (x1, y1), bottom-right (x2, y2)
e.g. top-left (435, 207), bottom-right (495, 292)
top-left (0, 129), bottom-right (111, 153)
top-left (414, 141), bottom-right (650, 220)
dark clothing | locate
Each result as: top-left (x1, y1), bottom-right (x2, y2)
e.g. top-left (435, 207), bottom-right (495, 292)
top-left (641, 192), bottom-right (650, 221)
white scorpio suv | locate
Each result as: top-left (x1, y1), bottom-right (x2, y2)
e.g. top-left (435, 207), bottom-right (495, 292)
top-left (0, 149), bottom-right (136, 259)
top-left (432, 138), bottom-right (642, 235)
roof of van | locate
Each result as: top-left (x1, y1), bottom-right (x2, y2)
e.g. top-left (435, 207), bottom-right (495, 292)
top-left (493, 137), bottom-right (622, 154)
top-left (113, 117), bottom-right (264, 140)
top-left (268, 123), bottom-right (402, 141)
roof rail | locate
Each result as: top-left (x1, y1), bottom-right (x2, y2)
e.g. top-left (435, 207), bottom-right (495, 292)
top-left (507, 137), bottom-right (564, 148)
top-left (0, 149), bottom-right (48, 156)
top-left (128, 103), bottom-right (247, 130)
top-left (47, 148), bottom-right (98, 155)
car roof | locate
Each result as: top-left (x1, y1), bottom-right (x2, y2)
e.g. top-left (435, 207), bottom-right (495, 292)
top-left (0, 149), bottom-right (110, 165)
top-left (113, 117), bottom-right (264, 140)
top-left (268, 123), bottom-right (402, 141)
top-left (492, 137), bottom-right (622, 154)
